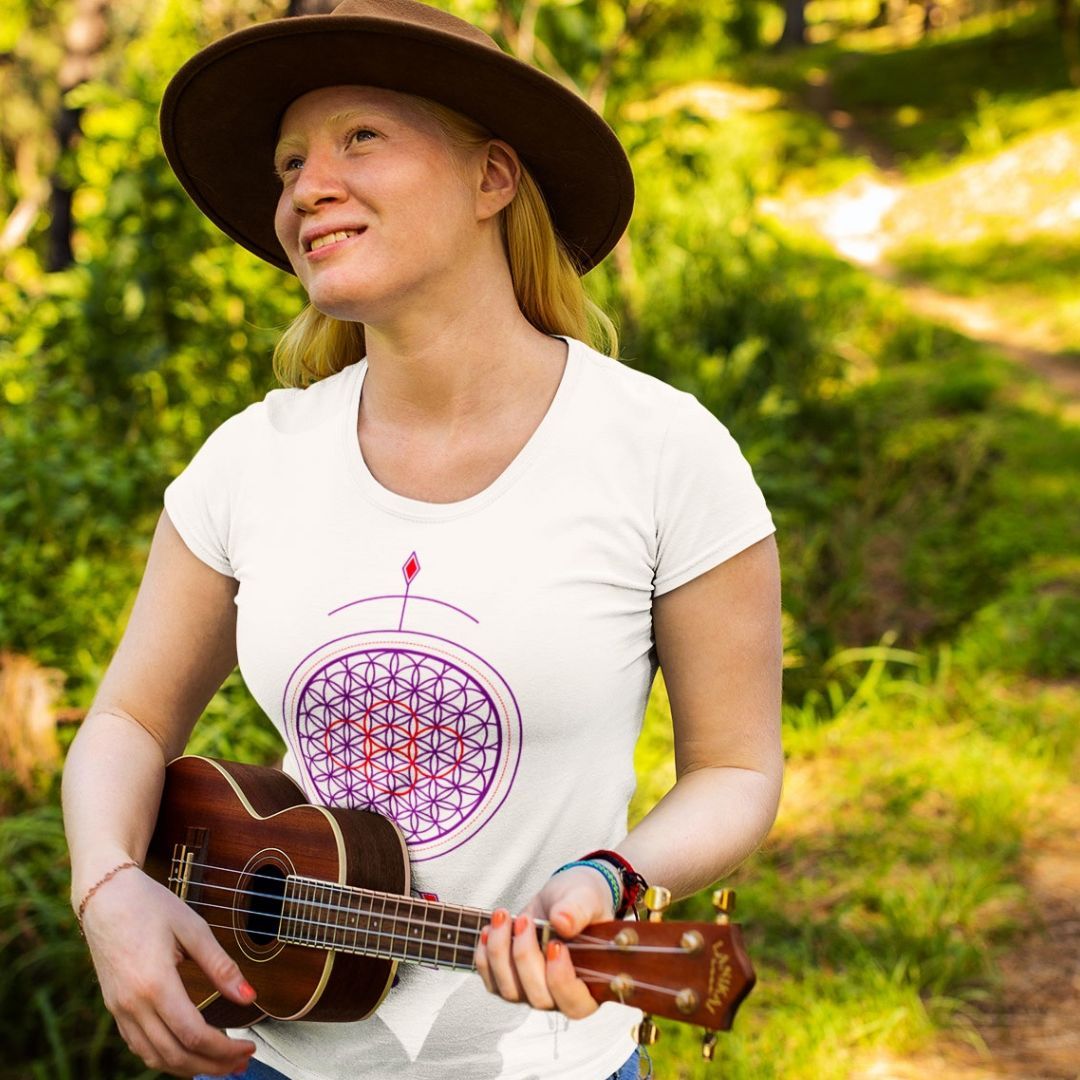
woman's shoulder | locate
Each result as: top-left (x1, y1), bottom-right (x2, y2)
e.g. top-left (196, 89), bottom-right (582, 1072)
top-left (571, 337), bottom-right (700, 426)
top-left (190, 362), bottom-right (359, 465)
top-left (260, 362), bottom-right (360, 435)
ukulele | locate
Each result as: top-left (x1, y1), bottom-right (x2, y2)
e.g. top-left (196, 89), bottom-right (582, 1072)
top-left (144, 756), bottom-right (755, 1059)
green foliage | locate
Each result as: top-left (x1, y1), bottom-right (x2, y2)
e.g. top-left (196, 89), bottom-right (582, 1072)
top-left (955, 558), bottom-right (1080, 680)
top-left (891, 232), bottom-right (1080, 352)
top-left (0, 1), bottom-right (298, 706)
top-left (826, 9), bottom-right (1080, 171)
top-left (895, 234), bottom-right (1080, 297)
top-left (184, 670), bottom-right (287, 762)
top-left (0, 798), bottom-right (155, 1080)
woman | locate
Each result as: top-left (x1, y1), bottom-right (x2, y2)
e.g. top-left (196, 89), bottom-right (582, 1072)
top-left (62, 1), bottom-right (783, 1078)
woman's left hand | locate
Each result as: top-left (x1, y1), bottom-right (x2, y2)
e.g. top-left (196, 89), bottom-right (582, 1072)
top-left (474, 865), bottom-right (617, 1018)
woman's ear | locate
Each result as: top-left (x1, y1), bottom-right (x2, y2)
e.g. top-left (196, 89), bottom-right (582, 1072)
top-left (475, 139), bottom-right (520, 221)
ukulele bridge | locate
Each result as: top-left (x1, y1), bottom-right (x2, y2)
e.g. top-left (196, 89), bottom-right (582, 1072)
top-left (169, 827), bottom-right (209, 901)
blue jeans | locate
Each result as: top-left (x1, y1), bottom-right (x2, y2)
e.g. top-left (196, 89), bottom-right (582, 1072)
top-left (196, 1045), bottom-right (647, 1079)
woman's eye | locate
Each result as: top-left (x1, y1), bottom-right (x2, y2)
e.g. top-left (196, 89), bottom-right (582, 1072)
top-left (275, 154), bottom-right (304, 178)
top-left (347, 127), bottom-right (377, 145)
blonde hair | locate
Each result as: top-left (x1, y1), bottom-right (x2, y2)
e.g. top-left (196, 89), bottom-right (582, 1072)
top-left (272, 94), bottom-right (620, 389)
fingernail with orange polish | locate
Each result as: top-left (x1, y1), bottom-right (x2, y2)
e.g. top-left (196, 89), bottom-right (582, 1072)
top-left (513, 914), bottom-right (529, 936)
top-left (480, 926), bottom-right (489, 944)
top-left (492, 908), bottom-right (508, 928)
top-left (239, 981), bottom-right (257, 1001)
top-left (547, 940), bottom-right (562, 962)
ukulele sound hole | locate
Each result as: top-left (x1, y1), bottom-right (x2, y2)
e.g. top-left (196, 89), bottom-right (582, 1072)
top-left (246, 864), bottom-right (287, 945)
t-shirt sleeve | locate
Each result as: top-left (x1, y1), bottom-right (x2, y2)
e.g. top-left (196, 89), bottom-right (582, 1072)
top-left (652, 394), bottom-right (776, 597)
top-left (162, 407), bottom-right (259, 578)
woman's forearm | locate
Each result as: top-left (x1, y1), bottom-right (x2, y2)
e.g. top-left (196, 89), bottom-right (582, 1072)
top-left (61, 709), bottom-right (170, 909)
top-left (616, 762), bottom-right (783, 902)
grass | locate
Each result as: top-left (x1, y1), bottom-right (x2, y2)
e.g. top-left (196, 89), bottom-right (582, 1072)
top-left (0, 802), bottom-right (157, 1080)
top-left (722, 3), bottom-right (1080, 195)
top-left (890, 233), bottom-right (1080, 354)
top-left (829, 12), bottom-right (1080, 168)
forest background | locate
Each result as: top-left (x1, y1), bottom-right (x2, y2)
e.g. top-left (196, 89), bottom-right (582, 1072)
top-left (1, 0), bottom-right (1078, 1077)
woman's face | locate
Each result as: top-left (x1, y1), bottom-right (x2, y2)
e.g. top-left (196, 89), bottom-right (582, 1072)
top-left (273, 85), bottom-right (485, 323)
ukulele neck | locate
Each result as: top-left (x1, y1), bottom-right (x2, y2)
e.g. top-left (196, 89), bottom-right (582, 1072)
top-left (276, 873), bottom-right (508, 972)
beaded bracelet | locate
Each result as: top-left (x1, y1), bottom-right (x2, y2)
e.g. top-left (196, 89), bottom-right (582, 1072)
top-left (75, 860), bottom-right (139, 935)
top-left (581, 849), bottom-right (648, 918)
top-left (551, 859), bottom-right (622, 917)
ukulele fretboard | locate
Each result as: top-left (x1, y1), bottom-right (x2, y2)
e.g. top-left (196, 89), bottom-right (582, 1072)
top-left (277, 874), bottom-right (499, 971)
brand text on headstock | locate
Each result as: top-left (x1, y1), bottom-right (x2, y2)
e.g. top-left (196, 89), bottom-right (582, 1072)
top-left (705, 940), bottom-right (733, 1014)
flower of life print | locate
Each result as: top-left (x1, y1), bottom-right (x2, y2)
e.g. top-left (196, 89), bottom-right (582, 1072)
top-left (281, 553), bottom-right (522, 862)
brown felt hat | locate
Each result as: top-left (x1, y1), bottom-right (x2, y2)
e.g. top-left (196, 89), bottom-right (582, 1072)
top-left (159, 0), bottom-right (634, 276)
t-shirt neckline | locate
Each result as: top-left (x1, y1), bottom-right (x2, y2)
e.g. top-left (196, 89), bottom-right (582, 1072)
top-left (340, 334), bottom-right (583, 521)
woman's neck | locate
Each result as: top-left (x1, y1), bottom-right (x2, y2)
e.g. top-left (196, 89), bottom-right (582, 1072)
top-left (359, 319), bottom-right (568, 436)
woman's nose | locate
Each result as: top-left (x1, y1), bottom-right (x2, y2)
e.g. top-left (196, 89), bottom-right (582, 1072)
top-left (290, 148), bottom-right (347, 213)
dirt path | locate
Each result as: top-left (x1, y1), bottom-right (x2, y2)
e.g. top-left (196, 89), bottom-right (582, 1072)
top-left (758, 74), bottom-right (1080, 410)
top-left (852, 790), bottom-right (1080, 1080)
top-left (976, 804), bottom-right (1080, 1079)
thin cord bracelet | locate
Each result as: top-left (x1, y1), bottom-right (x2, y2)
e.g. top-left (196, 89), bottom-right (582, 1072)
top-left (581, 849), bottom-right (648, 918)
top-left (551, 859), bottom-right (622, 917)
top-left (581, 860), bottom-right (623, 915)
top-left (75, 860), bottom-right (139, 935)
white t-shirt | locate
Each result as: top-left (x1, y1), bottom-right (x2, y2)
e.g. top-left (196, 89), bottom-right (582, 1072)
top-left (163, 334), bottom-right (775, 1080)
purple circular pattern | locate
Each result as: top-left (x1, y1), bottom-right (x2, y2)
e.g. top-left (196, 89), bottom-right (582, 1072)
top-left (294, 647), bottom-right (504, 847)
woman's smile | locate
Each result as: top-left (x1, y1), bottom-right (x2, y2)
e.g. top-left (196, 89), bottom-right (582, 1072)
top-left (305, 226), bottom-right (368, 259)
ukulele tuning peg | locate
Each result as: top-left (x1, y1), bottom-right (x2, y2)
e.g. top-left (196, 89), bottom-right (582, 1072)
top-left (634, 1014), bottom-right (660, 1046)
top-left (644, 885), bottom-right (672, 923)
top-left (711, 887), bottom-right (735, 925)
top-left (701, 1030), bottom-right (718, 1061)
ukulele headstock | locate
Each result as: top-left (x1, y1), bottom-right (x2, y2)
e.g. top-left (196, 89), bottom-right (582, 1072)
top-left (572, 887), bottom-right (754, 1059)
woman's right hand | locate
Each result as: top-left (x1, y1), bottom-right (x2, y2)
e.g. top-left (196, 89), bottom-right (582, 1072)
top-left (80, 865), bottom-right (258, 1078)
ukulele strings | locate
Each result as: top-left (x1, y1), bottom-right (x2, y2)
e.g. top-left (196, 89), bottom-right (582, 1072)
top-left (171, 857), bottom-right (617, 946)
top-left (176, 889), bottom-right (485, 959)
top-left (571, 966), bottom-right (689, 999)
top-left (174, 856), bottom-right (665, 950)
top-left (171, 906), bottom-right (477, 971)
top-left (162, 906), bottom-right (688, 998)
top-left (165, 862), bottom-right (688, 954)
top-left (169, 860), bottom-right (498, 937)
top-left (173, 857), bottom-right (493, 917)
top-left (173, 879), bottom-right (666, 955)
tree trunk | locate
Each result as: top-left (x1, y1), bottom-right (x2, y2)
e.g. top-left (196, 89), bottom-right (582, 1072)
top-left (777, 0), bottom-right (808, 49)
top-left (870, 0), bottom-right (906, 28)
top-left (869, 0), bottom-right (889, 27)
top-left (1059, 0), bottom-right (1080, 86)
top-left (287, 0), bottom-right (336, 15)
top-left (922, 0), bottom-right (942, 34)
top-left (47, 0), bottom-right (109, 272)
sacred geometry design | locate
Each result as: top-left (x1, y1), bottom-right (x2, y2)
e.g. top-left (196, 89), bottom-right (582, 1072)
top-left (282, 555), bottom-right (521, 861)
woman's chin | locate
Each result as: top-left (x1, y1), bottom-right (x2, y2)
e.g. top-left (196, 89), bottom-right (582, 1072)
top-left (300, 258), bottom-right (440, 323)
top-left (304, 279), bottom-right (381, 322)
top-left (309, 297), bottom-right (367, 321)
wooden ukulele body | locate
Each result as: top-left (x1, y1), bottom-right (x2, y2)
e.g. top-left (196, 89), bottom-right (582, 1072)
top-left (144, 756), bottom-right (409, 1025)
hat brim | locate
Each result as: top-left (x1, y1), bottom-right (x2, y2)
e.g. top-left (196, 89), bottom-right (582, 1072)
top-left (159, 13), bottom-right (634, 276)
